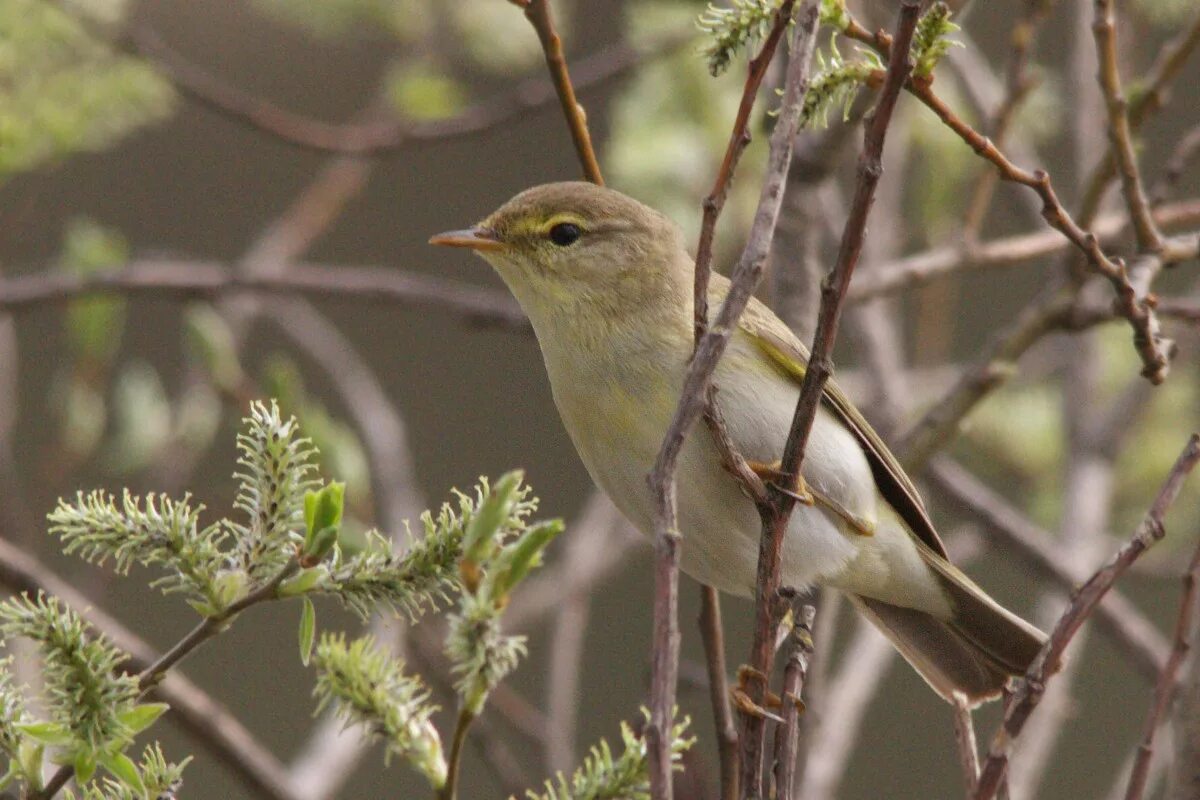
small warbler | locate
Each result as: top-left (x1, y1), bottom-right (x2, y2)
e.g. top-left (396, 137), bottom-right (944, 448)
top-left (432, 182), bottom-right (1045, 704)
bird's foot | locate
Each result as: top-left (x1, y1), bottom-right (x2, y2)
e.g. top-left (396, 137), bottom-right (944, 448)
top-left (747, 460), bottom-right (814, 506)
top-left (731, 665), bottom-right (785, 722)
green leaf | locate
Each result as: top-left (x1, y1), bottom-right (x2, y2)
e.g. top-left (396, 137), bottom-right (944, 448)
top-left (116, 703), bottom-right (169, 735)
top-left (99, 750), bottom-right (144, 795)
top-left (74, 748), bottom-right (97, 783)
top-left (299, 597), bottom-right (316, 666)
top-left (15, 721), bottom-right (73, 746)
top-left (18, 742), bottom-right (44, 789)
top-left (462, 471), bottom-right (523, 566)
top-left (492, 519), bottom-right (563, 597)
top-left (279, 566), bottom-right (322, 597)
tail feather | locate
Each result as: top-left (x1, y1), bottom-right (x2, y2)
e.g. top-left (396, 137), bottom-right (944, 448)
top-left (848, 554), bottom-right (1047, 706)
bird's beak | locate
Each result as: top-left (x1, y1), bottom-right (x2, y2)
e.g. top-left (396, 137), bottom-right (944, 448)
top-left (428, 226), bottom-right (505, 252)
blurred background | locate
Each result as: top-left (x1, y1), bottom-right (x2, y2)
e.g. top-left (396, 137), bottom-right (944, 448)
top-left (2, 0), bottom-right (1199, 797)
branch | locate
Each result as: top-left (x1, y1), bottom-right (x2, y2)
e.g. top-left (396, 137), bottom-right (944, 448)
top-left (772, 605), bottom-right (815, 800)
top-left (929, 458), bottom-right (1170, 682)
top-left (848, 198), bottom-right (1200, 301)
top-left (1124, 524), bottom-right (1200, 799)
top-left (511, 0), bottom-right (604, 184)
top-left (739, 6), bottom-right (919, 797)
top-left (840, 15), bottom-right (1180, 383)
top-left (1092, 0), bottom-right (1163, 253)
top-left (973, 434), bottom-right (1200, 800)
top-left (953, 699), bottom-right (981, 798)
top-left (0, 537), bottom-right (299, 800)
top-left (67, 3), bottom-right (688, 156)
top-left (643, 3), bottom-right (820, 797)
top-left (700, 586), bottom-right (739, 800)
top-left (0, 259), bottom-right (528, 330)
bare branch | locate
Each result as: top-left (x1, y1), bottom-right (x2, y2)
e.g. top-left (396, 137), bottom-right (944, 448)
top-left (1124, 525), bottom-right (1200, 799)
top-left (953, 699), bottom-right (981, 798)
top-left (700, 585), bottom-right (739, 800)
top-left (973, 434), bottom-right (1200, 800)
top-left (512, 0), bottom-right (605, 184)
top-left (739, 6), bottom-right (919, 797)
top-left (772, 604), bottom-right (815, 799)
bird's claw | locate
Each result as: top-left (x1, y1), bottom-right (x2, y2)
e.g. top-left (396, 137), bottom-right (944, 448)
top-left (746, 461), bottom-right (815, 506)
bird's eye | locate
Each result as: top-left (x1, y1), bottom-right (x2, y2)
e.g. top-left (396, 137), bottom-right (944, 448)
top-left (548, 222), bottom-right (582, 247)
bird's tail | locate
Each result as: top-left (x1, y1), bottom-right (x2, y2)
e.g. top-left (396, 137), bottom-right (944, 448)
top-left (847, 555), bottom-right (1047, 706)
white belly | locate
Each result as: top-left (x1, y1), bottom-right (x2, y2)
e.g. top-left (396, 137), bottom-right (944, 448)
top-left (545, 331), bottom-right (871, 598)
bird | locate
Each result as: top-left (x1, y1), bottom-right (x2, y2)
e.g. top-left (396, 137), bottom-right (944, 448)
top-left (431, 181), bottom-right (1046, 705)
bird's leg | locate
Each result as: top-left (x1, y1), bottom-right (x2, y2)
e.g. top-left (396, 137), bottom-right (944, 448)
top-left (731, 665), bottom-right (785, 722)
top-left (746, 460), bottom-right (814, 506)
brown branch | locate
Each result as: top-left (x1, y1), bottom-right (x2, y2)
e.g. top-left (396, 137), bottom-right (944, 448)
top-left (849, 199), bottom-right (1200, 301)
top-left (840, 16), bottom-right (1177, 383)
top-left (1092, 0), bottom-right (1163, 254)
top-left (973, 434), bottom-right (1200, 800)
top-left (953, 699), bottom-right (981, 798)
top-left (0, 259), bottom-right (528, 330)
top-left (1151, 124), bottom-right (1200, 206)
top-left (644, 5), bottom-right (821, 796)
top-left (738, 6), bottom-right (919, 798)
top-left (0, 537), bottom-right (300, 800)
top-left (66, 1), bottom-right (687, 157)
top-left (511, 0), bottom-right (605, 183)
top-left (960, 0), bottom-right (1052, 242)
top-left (929, 458), bottom-right (1170, 682)
top-left (1124, 527), bottom-right (1200, 799)
top-left (700, 586), bottom-right (739, 800)
top-left (692, 0), bottom-right (798, 346)
top-left (772, 605), bottom-right (815, 800)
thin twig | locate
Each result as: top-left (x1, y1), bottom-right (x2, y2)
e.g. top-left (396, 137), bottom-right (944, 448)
top-left (840, 14), bottom-right (1181, 383)
top-left (929, 458), bottom-right (1170, 681)
top-left (438, 709), bottom-right (478, 800)
top-left (643, 5), bottom-right (821, 797)
top-left (954, 699), bottom-right (982, 798)
top-left (511, 0), bottom-right (604, 184)
top-left (1092, 0), bottom-right (1163, 254)
top-left (973, 434), bottom-right (1200, 800)
top-left (849, 199), bottom-right (1200, 301)
top-left (34, 559), bottom-right (300, 799)
top-left (0, 537), bottom-right (300, 800)
top-left (1124, 528), bottom-right (1200, 799)
top-left (0, 259), bottom-right (528, 330)
top-left (738, 6), bottom-right (919, 797)
top-left (700, 585), bottom-right (739, 800)
top-left (773, 605), bottom-right (815, 800)
top-left (63, 0), bottom-right (689, 156)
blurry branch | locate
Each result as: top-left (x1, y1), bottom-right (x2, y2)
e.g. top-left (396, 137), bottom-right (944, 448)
top-left (740, 7), bottom-right (916, 799)
top-left (1151, 124), bottom-right (1200, 206)
top-left (848, 198), bottom-right (1200, 301)
top-left (509, 0), bottom-right (604, 184)
top-left (59, 0), bottom-right (691, 156)
top-left (1124, 525), bottom-right (1200, 800)
top-left (929, 458), bottom-right (1169, 681)
top-left (959, 0), bottom-right (1052, 241)
top-left (644, 2), bottom-right (816, 797)
top-left (700, 585), bottom-right (738, 800)
top-left (1092, 0), bottom-right (1162, 255)
top-left (953, 698), bottom-right (981, 798)
top-left (836, 9), bottom-right (1197, 384)
top-left (973, 435), bottom-right (1200, 800)
top-left (0, 259), bottom-right (528, 331)
top-left (771, 604), bottom-right (814, 800)
top-left (0, 537), bottom-right (299, 800)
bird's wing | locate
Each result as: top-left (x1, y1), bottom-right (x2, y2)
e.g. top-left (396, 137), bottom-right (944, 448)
top-left (735, 299), bottom-right (951, 561)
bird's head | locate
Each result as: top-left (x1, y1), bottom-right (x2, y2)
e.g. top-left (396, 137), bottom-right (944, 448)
top-left (430, 182), bottom-right (690, 318)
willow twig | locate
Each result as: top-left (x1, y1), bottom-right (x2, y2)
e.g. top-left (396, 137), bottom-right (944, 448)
top-left (738, 6), bottom-right (918, 798)
top-left (510, 0), bottom-right (604, 184)
top-left (772, 605), bottom-right (815, 800)
top-left (1092, 0), bottom-right (1163, 253)
top-left (1124, 528), bottom-right (1200, 800)
top-left (973, 434), bottom-right (1200, 800)
top-left (954, 699), bottom-right (981, 798)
